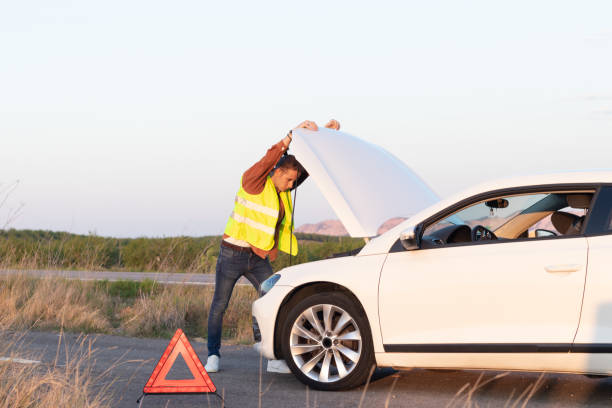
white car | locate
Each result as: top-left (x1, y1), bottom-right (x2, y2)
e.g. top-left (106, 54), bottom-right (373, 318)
top-left (252, 128), bottom-right (612, 390)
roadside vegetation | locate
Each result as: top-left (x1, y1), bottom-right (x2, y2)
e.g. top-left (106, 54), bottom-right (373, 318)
top-left (0, 274), bottom-right (254, 342)
top-left (0, 229), bottom-right (364, 273)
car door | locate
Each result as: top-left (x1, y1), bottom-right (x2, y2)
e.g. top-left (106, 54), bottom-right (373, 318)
top-left (378, 190), bottom-right (589, 360)
top-left (572, 186), bottom-right (612, 374)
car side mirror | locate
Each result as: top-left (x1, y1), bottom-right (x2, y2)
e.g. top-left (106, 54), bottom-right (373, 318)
top-left (535, 229), bottom-right (557, 238)
top-left (400, 225), bottom-right (421, 250)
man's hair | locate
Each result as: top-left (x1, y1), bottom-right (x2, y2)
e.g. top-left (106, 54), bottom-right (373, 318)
top-left (275, 154), bottom-right (305, 175)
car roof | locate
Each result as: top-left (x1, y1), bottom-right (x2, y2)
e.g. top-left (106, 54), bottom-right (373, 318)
top-left (359, 170), bottom-right (612, 255)
top-left (458, 171), bottom-right (612, 198)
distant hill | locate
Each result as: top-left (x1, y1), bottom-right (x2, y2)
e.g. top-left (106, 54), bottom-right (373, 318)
top-left (295, 219), bottom-right (348, 236)
top-left (376, 217), bottom-right (407, 235)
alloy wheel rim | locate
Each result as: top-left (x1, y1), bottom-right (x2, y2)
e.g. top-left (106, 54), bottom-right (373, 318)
top-left (289, 304), bottom-right (362, 383)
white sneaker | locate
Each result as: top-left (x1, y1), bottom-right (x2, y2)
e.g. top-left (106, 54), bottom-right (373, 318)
top-left (267, 359), bottom-right (291, 374)
top-left (205, 355), bottom-right (219, 373)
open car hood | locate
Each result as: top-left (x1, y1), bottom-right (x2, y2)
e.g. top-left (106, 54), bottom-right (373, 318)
top-left (291, 128), bottom-right (439, 237)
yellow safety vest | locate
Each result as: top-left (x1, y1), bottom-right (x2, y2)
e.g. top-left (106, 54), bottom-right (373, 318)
top-left (224, 176), bottom-right (298, 256)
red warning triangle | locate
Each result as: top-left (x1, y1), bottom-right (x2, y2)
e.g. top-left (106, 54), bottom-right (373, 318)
top-left (143, 329), bottom-right (216, 394)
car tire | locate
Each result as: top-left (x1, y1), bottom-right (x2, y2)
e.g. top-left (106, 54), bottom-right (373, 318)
top-left (280, 292), bottom-right (375, 391)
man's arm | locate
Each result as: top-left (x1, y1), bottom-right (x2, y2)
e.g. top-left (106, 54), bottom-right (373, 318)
top-left (242, 140), bottom-right (287, 195)
top-left (242, 120), bottom-right (319, 195)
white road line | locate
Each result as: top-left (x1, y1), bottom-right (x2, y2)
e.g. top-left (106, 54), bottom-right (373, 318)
top-left (0, 357), bottom-right (41, 365)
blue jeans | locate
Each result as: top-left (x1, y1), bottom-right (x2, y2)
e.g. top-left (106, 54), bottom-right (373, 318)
top-left (207, 245), bottom-right (273, 357)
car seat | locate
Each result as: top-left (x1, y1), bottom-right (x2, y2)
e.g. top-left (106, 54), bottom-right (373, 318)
top-left (551, 211), bottom-right (585, 235)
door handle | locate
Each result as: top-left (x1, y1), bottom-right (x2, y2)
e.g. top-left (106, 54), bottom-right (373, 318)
top-left (545, 264), bottom-right (582, 274)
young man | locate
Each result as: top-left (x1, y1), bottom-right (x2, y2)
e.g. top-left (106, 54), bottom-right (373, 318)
top-left (205, 119), bottom-right (340, 372)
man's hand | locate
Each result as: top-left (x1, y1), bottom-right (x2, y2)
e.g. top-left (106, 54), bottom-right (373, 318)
top-left (283, 120), bottom-right (318, 148)
top-left (294, 120), bottom-right (318, 131)
top-left (324, 119), bottom-right (340, 130)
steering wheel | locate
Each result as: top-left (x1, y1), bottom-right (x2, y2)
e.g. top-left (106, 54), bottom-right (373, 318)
top-left (471, 225), bottom-right (498, 241)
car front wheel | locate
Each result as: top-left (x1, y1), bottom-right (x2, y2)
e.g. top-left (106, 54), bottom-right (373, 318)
top-left (280, 292), bottom-right (375, 390)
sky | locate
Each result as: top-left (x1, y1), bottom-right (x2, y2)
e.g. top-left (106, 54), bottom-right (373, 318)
top-left (1, 1), bottom-right (611, 237)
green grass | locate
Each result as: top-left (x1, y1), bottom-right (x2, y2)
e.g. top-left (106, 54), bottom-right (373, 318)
top-left (0, 228), bottom-right (364, 273)
top-left (94, 278), bottom-right (157, 298)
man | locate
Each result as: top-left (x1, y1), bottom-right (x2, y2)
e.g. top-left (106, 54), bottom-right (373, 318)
top-left (205, 119), bottom-right (341, 373)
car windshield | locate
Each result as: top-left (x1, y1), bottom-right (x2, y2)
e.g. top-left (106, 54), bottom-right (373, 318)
top-left (429, 194), bottom-right (547, 232)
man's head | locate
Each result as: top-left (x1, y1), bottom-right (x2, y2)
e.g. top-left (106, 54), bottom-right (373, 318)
top-left (271, 154), bottom-right (304, 192)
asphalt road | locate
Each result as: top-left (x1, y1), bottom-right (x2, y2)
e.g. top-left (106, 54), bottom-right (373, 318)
top-left (5, 330), bottom-right (612, 408)
top-left (0, 269), bottom-right (250, 285)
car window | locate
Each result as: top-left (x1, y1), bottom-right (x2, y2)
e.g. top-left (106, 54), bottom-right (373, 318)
top-left (422, 191), bottom-right (594, 247)
top-left (584, 186), bottom-right (612, 235)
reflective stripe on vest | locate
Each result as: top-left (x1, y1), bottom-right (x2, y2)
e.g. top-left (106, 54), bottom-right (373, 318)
top-left (235, 196), bottom-right (278, 217)
top-left (229, 210), bottom-right (275, 236)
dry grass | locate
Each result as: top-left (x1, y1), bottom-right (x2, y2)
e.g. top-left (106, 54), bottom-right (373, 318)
top-left (0, 275), bottom-right (112, 333)
top-left (0, 331), bottom-right (115, 408)
top-left (118, 283), bottom-right (256, 342)
top-left (0, 273), bottom-right (257, 343)
top-left (443, 371), bottom-right (546, 408)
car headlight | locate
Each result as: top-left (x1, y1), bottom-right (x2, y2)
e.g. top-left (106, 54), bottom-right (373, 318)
top-left (260, 274), bottom-right (281, 297)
